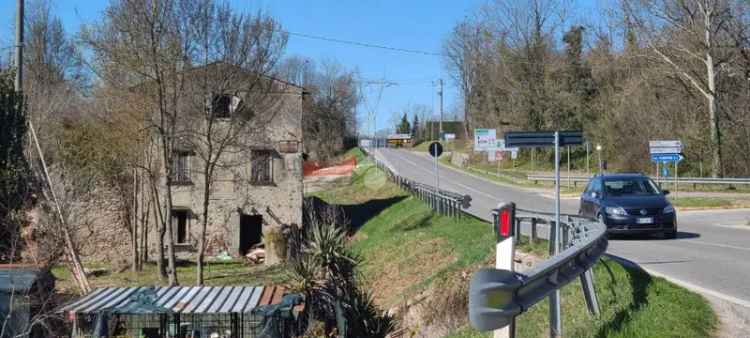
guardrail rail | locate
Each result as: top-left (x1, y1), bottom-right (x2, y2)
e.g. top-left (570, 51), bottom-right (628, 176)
top-left (363, 148), bottom-right (471, 218)
top-left (528, 174), bottom-right (750, 187)
top-left (469, 205), bottom-right (608, 337)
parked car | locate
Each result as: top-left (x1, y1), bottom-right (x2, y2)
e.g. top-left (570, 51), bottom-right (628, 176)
top-left (579, 173), bottom-right (677, 238)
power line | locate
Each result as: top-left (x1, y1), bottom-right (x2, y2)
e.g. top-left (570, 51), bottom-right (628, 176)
top-left (285, 30), bottom-right (443, 57)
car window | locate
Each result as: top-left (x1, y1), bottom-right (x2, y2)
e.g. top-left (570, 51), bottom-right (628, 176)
top-left (592, 179), bottom-right (602, 194)
top-left (603, 178), bottom-right (659, 196)
top-left (584, 181), bottom-right (593, 194)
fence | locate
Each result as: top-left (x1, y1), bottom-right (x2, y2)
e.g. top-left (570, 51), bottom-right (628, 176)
top-left (364, 149), bottom-right (471, 218)
top-left (528, 174), bottom-right (750, 187)
top-left (470, 205), bottom-right (608, 337)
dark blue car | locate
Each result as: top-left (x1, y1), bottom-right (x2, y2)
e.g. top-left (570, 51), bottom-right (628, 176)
top-left (579, 173), bottom-right (677, 238)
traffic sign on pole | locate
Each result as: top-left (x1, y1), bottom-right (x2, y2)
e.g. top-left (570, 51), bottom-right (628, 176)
top-left (505, 131), bottom-right (583, 148)
top-left (650, 153), bottom-right (683, 162)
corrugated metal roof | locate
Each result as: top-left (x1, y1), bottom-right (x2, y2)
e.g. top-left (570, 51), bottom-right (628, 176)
top-left (0, 267), bottom-right (43, 293)
top-left (58, 286), bottom-right (285, 315)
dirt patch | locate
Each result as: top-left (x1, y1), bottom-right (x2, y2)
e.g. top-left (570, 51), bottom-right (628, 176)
top-left (389, 249), bottom-right (544, 338)
top-left (705, 296), bottom-right (750, 338)
top-left (364, 238), bottom-right (455, 307)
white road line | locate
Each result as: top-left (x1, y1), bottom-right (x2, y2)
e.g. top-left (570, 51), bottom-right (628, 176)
top-left (606, 254), bottom-right (750, 309)
top-left (681, 240), bottom-right (750, 252)
top-left (383, 150), bottom-right (501, 201)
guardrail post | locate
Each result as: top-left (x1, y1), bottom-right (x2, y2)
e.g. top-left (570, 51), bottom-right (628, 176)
top-left (580, 269), bottom-right (600, 317)
top-left (531, 218), bottom-right (537, 244)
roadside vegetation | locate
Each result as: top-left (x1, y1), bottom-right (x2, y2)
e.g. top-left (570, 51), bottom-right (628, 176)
top-left (312, 148), bottom-right (717, 337)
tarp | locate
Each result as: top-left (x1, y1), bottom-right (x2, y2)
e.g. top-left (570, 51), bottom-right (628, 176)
top-left (303, 157), bottom-right (357, 177)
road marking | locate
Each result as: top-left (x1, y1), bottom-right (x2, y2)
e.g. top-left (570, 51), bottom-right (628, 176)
top-left (682, 240), bottom-right (750, 252)
top-left (605, 254), bottom-right (750, 309)
top-left (382, 150), bottom-right (503, 202)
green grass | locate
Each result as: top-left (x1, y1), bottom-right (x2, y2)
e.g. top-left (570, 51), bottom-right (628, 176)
top-left (669, 197), bottom-right (735, 209)
top-left (440, 156), bottom-right (583, 194)
top-left (446, 256), bottom-right (716, 338)
top-left (315, 148), bottom-right (717, 337)
top-left (52, 260), bottom-right (290, 294)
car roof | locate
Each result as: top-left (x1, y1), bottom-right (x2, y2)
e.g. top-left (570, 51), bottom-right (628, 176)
top-left (594, 173), bottom-right (648, 179)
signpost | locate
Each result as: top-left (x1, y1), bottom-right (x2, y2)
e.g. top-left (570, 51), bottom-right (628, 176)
top-left (474, 129), bottom-right (497, 151)
top-left (649, 140), bottom-right (683, 196)
top-left (504, 130), bottom-right (583, 338)
top-left (429, 142), bottom-right (443, 191)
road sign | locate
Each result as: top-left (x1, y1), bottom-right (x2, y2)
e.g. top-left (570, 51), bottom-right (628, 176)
top-left (444, 133), bottom-right (456, 140)
top-left (474, 129), bottom-right (497, 151)
top-left (650, 153), bottom-right (683, 162)
top-left (511, 149), bottom-right (518, 160)
top-left (429, 142), bottom-right (443, 158)
top-left (649, 140), bottom-right (682, 155)
top-left (505, 131), bottom-right (584, 148)
top-left (662, 166), bottom-right (669, 177)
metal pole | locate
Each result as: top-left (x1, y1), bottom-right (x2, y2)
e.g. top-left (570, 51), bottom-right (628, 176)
top-left (439, 78), bottom-right (444, 140)
top-left (581, 269), bottom-right (600, 316)
top-left (15, 0), bottom-right (24, 92)
top-left (675, 160), bottom-right (678, 198)
top-left (550, 131), bottom-right (562, 338)
top-left (434, 143), bottom-right (440, 191)
top-left (586, 142), bottom-right (590, 175)
top-left (656, 161), bottom-right (660, 187)
top-left (567, 145), bottom-right (571, 189)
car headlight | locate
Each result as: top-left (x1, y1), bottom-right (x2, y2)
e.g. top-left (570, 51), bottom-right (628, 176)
top-left (605, 206), bottom-right (627, 216)
top-left (663, 205), bottom-right (675, 214)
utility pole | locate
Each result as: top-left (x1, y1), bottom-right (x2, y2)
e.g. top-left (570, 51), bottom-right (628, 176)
top-left (438, 78), bottom-right (444, 140)
top-left (15, 0), bottom-right (24, 91)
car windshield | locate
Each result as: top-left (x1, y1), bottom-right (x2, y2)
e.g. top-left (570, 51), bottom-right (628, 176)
top-left (603, 178), bottom-right (660, 196)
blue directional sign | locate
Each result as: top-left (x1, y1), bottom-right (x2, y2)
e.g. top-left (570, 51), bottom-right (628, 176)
top-left (651, 153), bottom-right (683, 162)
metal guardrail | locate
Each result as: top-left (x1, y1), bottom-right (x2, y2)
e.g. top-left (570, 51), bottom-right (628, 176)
top-left (528, 174), bottom-right (750, 186)
top-left (469, 206), bottom-right (608, 336)
top-left (364, 149), bottom-right (471, 218)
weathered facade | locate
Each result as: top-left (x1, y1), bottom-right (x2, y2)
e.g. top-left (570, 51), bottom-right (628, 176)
top-left (140, 63), bottom-right (304, 264)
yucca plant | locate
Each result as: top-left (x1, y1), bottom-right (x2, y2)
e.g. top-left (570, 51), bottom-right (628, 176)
top-left (289, 218), bottom-right (395, 338)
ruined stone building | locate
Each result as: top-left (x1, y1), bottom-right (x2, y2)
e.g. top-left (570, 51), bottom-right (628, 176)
top-left (136, 63), bottom-right (304, 264)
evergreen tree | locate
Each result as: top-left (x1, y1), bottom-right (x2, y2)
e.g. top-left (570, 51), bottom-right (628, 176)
top-left (397, 113), bottom-right (411, 134)
top-left (411, 115), bottom-right (420, 141)
top-left (0, 69), bottom-right (31, 262)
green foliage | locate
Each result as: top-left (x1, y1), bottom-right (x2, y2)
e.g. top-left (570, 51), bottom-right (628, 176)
top-left (288, 218), bottom-right (396, 338)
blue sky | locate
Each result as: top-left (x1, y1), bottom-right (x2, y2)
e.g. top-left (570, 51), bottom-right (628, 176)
top-left (1, 0), bottom-right (605, 135)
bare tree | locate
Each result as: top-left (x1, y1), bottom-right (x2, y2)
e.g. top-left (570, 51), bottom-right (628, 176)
top-left (81, 0), bottom-right (200, 285)
top-left (183, 1), bottom-right (288, 284)
top-left (622, 0), bottom-right (738, 177)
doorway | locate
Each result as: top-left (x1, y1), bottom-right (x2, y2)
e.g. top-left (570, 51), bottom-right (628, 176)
top-left (239, 214), bottom-right (263, 255)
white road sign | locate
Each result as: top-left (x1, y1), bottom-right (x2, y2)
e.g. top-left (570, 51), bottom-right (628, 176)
top-left (474, 129), bottom-right (497, 151)
top-left (649, 140), bottom-right (682, 154)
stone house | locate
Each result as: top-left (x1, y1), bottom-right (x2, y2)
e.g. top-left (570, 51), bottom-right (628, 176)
top-left (139, 62), bottom-right (304, 264)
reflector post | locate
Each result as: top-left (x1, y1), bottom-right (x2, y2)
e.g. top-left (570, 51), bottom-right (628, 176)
top-left (494, 202), bottom-right (516, 242)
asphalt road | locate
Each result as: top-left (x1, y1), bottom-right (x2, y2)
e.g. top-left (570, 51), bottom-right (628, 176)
top-left (373, 148), bottom-right (750, 307)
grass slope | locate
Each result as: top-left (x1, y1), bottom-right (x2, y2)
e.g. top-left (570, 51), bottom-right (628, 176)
top-left (315, 148), bottom-right (716, 338)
